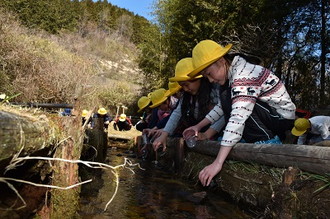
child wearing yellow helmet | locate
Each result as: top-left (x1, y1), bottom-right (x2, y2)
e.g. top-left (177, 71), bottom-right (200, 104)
top-left (187, 40), bottom-right (296, 187)
top-left (292, 116), bottom-right (330, 145)
top-left (113, 113), bottom-right (132, 131)
top-left (92, 107), bottom-right (112, 131)
top-left (152, 57), bottom-right (226, 153)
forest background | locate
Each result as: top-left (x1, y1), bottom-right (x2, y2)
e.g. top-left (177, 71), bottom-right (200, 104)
top-left (0, 0), bottom-right (329, 116)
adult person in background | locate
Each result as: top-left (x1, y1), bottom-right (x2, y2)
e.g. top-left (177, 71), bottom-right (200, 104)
top-left (292, 116), bottom-right (330, 145)
top-left (187, 40), bottom-right (296, 186)
top-left (135, 95), bottom-right (151, 132)
top-left (114, 113), bottom-right (132, 131)
top-left (92, 107), bottom-right (112, 131)
top-left (152, 57), bottom-right (226, 152)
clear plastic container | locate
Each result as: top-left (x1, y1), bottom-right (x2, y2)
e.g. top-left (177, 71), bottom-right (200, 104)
top-left (185, 136), bottom-right (197, 148)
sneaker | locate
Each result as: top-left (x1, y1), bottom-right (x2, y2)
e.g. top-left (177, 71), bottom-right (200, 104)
top-left (255, 136), bottom-right (282, 144)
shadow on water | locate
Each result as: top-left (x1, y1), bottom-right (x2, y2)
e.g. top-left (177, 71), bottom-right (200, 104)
top-left (78, 147), bottom-right (252, 219)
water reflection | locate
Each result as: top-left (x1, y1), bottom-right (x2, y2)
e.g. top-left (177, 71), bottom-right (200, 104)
top-left (78, 148), bottom-right (252, 219)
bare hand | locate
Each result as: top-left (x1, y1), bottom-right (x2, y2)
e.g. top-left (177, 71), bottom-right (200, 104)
top-left (199, 146), bottom-right (232, 186)
top-left (142, 128), bottom-right (151, 135)
top-left (199, 162), bottom-right (223, 186)
top-left (183, 125), bottom-right (199, 139)
top-left (152, 133), bottom-right (167, 152)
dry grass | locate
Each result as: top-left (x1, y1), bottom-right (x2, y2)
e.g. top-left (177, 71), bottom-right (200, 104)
top-left (0, 9), bottom-right (143, 114)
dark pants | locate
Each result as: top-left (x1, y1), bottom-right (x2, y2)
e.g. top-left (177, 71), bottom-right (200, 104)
top-left (114, 121), bottom-right (131, 131)
top-left (220, 85), bottom-right (294, 143)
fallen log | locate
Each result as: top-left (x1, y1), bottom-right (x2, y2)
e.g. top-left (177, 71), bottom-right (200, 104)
top-left (0, 110), bottom-right (57, 162)
top-left (0, 106), bottom-right (85, 218)
top-left (191, 140), bottom-right (330, 175)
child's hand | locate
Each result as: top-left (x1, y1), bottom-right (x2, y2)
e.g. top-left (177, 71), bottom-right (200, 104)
top-left (152, 132), bottom-right (167, 152)
top-left (183, 126), bottom-right (199, 139)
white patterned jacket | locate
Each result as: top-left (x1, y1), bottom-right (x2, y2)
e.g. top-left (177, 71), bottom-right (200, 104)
top-left (208, 56), bottom-right (296, 146)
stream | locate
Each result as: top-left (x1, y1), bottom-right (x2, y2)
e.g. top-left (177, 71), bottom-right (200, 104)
top-left (78, 146), bottom-right (253, 219)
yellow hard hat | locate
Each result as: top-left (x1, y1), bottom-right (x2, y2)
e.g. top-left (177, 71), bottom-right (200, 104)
top-left (189, 40), bottom-right (232, 78)
top-left (291, 118), bottom-right (311, 136)
top-left (119, 113), bottom-right (127, 122)
top-left (149, 88), bottom-right (167, 109)
top-left (165, 81), bottom-right (181, 97)
top-left (169, 57), bottom-right (203, 82)
top-left (81, 109), bottom-right (88, 117)
top-left (98, 107), bottom-right (107, 115)
top-left (137, 96), bottom-right (151, 113)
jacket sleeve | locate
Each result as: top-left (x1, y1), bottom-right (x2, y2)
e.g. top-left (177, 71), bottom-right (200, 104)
top-left (163, 99), bottom-right (182, 135)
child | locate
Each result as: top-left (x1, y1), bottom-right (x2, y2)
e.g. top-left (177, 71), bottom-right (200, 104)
top-left (114, 113), bottom-right (132, 131)
top-left (188, 40), bottom-right (296, 186)
top-left (81, 109), bottom-right (92, 127)
top-left (292, 116), bottom-right (330, 145)
top-left (148, 88), bottom-right (176, 129)
top-left (152, 57), bottom-right (226, 151)
top-left (92, 107), bottom-right (112, 131)
top-left (135, 95), bottom-right (151, 132)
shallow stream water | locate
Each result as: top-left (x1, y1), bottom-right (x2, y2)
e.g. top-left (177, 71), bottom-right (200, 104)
top-left (78, 147), bottom-right (252, 219)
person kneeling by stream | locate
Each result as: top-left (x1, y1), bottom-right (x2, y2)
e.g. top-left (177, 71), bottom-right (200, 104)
top-left (113, 113), bottom-right (132, 131)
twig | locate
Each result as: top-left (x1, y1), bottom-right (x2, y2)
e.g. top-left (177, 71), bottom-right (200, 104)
top-left (104, 170), bottom-right (119, 211)
top-left (0, 178), bottom-right (26, 210)
top-left (0, 177), bottom-right (92, 210)
top-left (5, 156), bottom-right (145, 211)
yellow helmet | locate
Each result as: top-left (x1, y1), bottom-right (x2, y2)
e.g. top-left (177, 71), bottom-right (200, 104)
top-left (189, 40), bottom-right (232, 78)
top-left (169, 57), bottom-right (203, 82)
top-left (165, 81), bottom-right (181, 97)
top-left (81, 109), bottom-right (88, 117)
top-left (137, 96), bottom-right (151, 113)
top-left (97, 107), bottom-right (107, 115)
top-left (149, 88), bottom-right (167, 108)
top-left (119, 113), bottom-right (127, 122)
top-left (291, 118), bottom-right (311, 136)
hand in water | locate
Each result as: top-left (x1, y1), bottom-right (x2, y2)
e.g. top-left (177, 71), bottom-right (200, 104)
top-left (199, 161), bottom-right (223, 186)
top-left (152, 133), bottom-right (167, 152)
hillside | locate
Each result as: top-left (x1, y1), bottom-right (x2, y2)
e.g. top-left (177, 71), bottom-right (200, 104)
top-left (0, 8), bottom-right (146, 116)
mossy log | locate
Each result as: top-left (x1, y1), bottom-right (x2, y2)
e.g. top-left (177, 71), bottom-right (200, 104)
top-left (0, 110), bottom-right (57, 162)
top-left (190, 140), bottom-right (330, 175)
